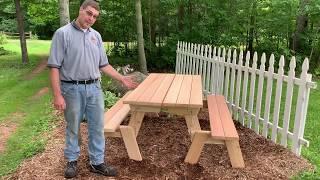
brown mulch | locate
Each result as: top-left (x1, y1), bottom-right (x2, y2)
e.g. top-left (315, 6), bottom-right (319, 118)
top-left (5, 109), bottom-right (313, 180)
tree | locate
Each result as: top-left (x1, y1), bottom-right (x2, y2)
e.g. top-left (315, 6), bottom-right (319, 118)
top-left (59, 0), bottom-right (70, 26)
top-left (135, 0), bottom-right (147, 74)
top-left (14, 0), bottom-right (28, 64)
top-left (292, 0), bottom-right (309, 53)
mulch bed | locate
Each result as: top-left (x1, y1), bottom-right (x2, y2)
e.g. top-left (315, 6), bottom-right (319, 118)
top-left (6, 109), bottom-right (313, 179)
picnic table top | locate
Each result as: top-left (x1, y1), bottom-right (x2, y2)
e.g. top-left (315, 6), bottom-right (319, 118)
top-left (123, 73), bottom-right (203, 108)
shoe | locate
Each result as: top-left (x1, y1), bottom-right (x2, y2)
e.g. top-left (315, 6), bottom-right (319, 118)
top-left (64, 161), bottom-right (78, 179)
top-left (90, 163), bottom-right (118, 176)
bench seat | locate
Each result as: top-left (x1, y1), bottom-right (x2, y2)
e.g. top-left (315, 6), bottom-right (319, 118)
top-left (185, 95), bottom-right (245, 168)
top-left (104, 91), bottom-right (131, 133)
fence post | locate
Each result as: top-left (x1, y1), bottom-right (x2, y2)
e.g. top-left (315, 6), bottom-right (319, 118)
top-left (292, 58), bottom-right (311, 155)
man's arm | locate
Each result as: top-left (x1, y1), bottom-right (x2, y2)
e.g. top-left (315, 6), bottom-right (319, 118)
top-left (50, 68), bottom-right (66, 110)
top-left (100, 65), bottom-right (138, 89)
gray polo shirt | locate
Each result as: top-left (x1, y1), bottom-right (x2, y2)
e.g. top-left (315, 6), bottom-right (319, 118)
top-left (47, 21), bottom-right (109, 81)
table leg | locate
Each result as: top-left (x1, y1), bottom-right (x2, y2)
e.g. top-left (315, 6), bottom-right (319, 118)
top-left (185, 115), bottom-right (201, 134)
top-left (128, 111), bottom-right (145, 136)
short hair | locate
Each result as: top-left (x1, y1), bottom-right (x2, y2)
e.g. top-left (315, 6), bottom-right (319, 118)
top-left (81, 0), bottom-right (100, 11)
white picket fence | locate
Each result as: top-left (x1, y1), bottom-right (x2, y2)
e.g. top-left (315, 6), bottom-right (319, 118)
top-left (175, 41), bottom-right (317, 155)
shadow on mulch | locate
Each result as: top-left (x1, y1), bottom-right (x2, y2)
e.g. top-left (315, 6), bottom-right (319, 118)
top-left (5, 109), bottom-right (313, 180)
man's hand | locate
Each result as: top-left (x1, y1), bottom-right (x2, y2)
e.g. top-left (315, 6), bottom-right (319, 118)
top-left (53, 94), bottom-right (66, 111)
top-left (121, 75), bottom-right (139, 89)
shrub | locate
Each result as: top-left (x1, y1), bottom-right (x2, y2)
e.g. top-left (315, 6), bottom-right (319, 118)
top-left (0, 32), bottom-right (7, 45)
top-left (103, 90), bottom-right (119, 109)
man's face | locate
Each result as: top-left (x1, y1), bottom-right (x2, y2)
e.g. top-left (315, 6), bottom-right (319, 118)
top-left (78, 6), bottom-right (99, 29)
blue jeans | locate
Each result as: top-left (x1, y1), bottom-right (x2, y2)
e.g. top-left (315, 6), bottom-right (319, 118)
top-left (61, 81), bottom-right (105, 165)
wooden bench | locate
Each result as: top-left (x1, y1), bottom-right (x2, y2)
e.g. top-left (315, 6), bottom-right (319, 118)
top-left (185, 95), bottom-right (245, 168)
top-left (104, 91), bottom-right (143, 161)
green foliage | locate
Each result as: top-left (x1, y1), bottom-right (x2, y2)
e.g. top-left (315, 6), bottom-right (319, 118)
top-left (0, 40), bottom-right (56, 176)
top-left (103, 90), bottom-right (119, 109)
top-left (0, 33), bottom-right (7, 45)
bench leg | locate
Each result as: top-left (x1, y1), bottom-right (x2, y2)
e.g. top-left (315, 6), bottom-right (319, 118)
top-left (119, 126), bottom-right (142, 161)
top-left (184, 131), bottom-right (208, 164)
top-left (225, 140), bottom-right (245, 168)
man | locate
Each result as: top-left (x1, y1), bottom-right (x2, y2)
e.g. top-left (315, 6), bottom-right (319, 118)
top-left (47, 0), bottom-right (137, 178)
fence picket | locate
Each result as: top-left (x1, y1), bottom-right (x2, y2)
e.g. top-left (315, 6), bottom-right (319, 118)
top-left (215, 48), bottom-right (221, 94)
top-left (219, 48), bottom-right (226, 94)
top-left (175, 41), bottom-right (316, 156)
top-left (271, 56), bottom-right (285, 142)
top-left (186, 43), bottom-right (194, 74)
top-left (224, 49), bottom-right (232, 102)
top-left (240, 51), bottom-right (250, 125)
top-left (262, 54), bottom-right (275, 138)
top-left (255, 53), bottom-right (266, 133)
top-left (281, 57), bottom-right (296, 147)
top-left (229, 49), bottom-right (237, 115)
top-left (202, 45), bottom-right (208, 92)
top-left (235, 50), bottom-right (243, 121)
top-left (210, 47), bottom-right (217, 93)
top-left (182, 42), bottom-right (187, 74)
top-left (175, 41), bottom-right (180, 73)
top-left (247, 52), bottom-right (258, 128)
top-left (205, 46), bottom-right (212, 94)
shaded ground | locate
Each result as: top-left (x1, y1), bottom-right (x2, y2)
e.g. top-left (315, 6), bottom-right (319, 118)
top-left (5, 109), bottom-right (313, 179)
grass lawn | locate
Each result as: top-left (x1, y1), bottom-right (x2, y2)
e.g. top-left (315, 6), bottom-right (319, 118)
top-left (0, 40), bottom-right (319, 178)
top-left (0, 40), bottom-right (55, 176)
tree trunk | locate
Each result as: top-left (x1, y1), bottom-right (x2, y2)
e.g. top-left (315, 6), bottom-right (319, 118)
top-left (187, 0), bottom-right (193, 33)
top-left (59, 0), bottom-right (70, 26)
top-left (291, 0), bottom-right (309, 53)
top-left (247, 1), bottom-right (257, 54)
top-left (135, 0), bottom-right (148, 74)
top-left (178, 3), bottom-right (185, 32)
top-left (14, 0), bottom-right (28, 64)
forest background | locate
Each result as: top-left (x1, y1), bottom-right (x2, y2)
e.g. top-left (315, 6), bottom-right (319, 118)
top-left (0, 0), bottom-right (320, 74)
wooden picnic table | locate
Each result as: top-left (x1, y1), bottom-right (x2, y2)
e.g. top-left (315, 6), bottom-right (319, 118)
top-left (122, 73), bottom-right (203, 161)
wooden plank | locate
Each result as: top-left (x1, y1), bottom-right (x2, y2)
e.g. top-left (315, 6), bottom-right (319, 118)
top-left (104, 91), bottom-right (131, 125)
top-left (184, 131), bottom-right (208, 164)
top-left (137, 74), bottom-right (166, 104)
top-left (124, 73), bottom-right (158, 104)
top-left (163, 75), bottom-right (184, 106)
top-left (176, 75), bottom-right (193, 106)
top-left (207, 95), bottom-right (225, 139)
top-left (216, 96), bottom-right (239, 140)
top-left (119, 126), bottom-right (142, 161)
top-left (189, 75), bottom-right (203, 108)
top-left (104, 104), bottom-right (130, 132)
top-left (225, 140), bottom-right (245, 168)
top-left (149, 74), bottom-right (175, 105)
